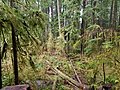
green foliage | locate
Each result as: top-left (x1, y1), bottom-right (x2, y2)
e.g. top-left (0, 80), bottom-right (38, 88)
top-left (73, 40), bottom-right (81, 50)
top-left (55, 36), bottom-right (66, 54)
top-left (84, 38), bottom-right (101, 55)
top-left (102, 41), bottom-right (113, 49)
top-left (87, 24), bottom-right (101, 31)
top-left (106, 75), bottom-right (119, 85)
top-left (47, 31), bottom-right (54, 52)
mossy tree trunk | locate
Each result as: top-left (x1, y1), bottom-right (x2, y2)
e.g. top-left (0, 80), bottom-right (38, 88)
top-left (11, 23), bottom-right (19, 85)
top-left (80, 0), bottom-right (87, 54)
top-left (10, 0), bottom-right (19, 85)
top-left (0, 27), bottom-right (2, 88)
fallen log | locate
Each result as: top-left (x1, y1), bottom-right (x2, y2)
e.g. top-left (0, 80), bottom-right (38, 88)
top-left (45, 60), bottom-right (90, 90)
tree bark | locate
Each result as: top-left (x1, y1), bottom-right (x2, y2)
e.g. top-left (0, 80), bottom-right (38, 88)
top-left (109, 0), bottom-right (114, 27)
top-left (46, 60), bottom-right (90, 89)
top-left (10, 0), bottom-right (19, 85)
top-left (92, 0), bottom-right (97, 24)
top-left (49, 0), bottom-right (54, 31)
top-left (57, 0), bottom-right (61, 30)
top-left (11, 23), bottom-right (19, 85)
top-left (80, 0), bottom-right (87, 54)
top-left (0, 25), bottom-right (2, 89)
top-left (103, 63), bottom-right (106, 83)
top-left (0, 47), bottom-right (2, 89)
top-left (118, 13), bottom-right (120, 32)
top-left (108, 0), bottom-right (117, 30)
top-left (113, 0), bottom-right (117, 30)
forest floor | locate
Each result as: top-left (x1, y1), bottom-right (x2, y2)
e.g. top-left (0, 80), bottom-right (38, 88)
top-left (1, 47), bottom-right (120, 90)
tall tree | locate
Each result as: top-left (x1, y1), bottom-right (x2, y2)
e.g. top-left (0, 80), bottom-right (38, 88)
top-left (57, 0), bottom-right (61, 30)
top-left (118, 13), bottom-right (120, 26)
top-left (10, 0), bottom-right (19, 85)
top-left (92, 0), bottom-right (97, 24)
top-left (109, 0), bottom-right (118, 30)
top-left (80, 0), bottom-right (87, 54)
top-left (0, 24), bottom-right (2, 89)
top-left (113, 0), bottom-right (117, 30)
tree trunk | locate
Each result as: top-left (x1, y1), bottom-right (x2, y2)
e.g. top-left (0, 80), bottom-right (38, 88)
top-left (0, 28), bottom-right (8, 88)
top-left (103, 63), bottom-right (106, 83)
top-left (80, 0), bottom-right (87, 54)
top-left (37, 0), bottom-right (40, 10)
top-left (109, 0), bottom-right (117, 30)
top-left (92, 0), bottom-right (97, 24)
top-left (11, 23), bottom-right (19, 85)
top-left (49, 0), bottom-right (54, 31)
top-left (109, 0), bottom-right (113, 27)
top-left (81, 0), bottom-right (86, 32)
top-left (57, 0), bottom-right (61, 30)
top-left (55, 0), bottom-right (58, 18)
top-left (57, 0), bottom-right (64, 40)
top-left (113, 0), bottom-right (117, 30)
top-left (48, 6), bottom-right (51, 30)
top-left (0, 47), bottom-right (2, 89)
top-left (0, 25), bottom-right (2, 89)
top-left (10, 0), bottom-right (19, 85)
top-left (118, 14), bottom-right (120, 31)
top-left (118, 13), bottom-right (120, 26)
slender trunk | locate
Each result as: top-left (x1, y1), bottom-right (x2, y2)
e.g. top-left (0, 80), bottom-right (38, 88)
top-left (63, 16), bottom-right (66, 27)
top-left (57, 0), bottom-right (61, 30)
top-left (46, 7), bottom-right (49, 27)
top-left (92, 0), bottom-right (97, 24)
top-left (51, 1), bottom-right (54, 19)
top-left (44, 7), bottom-right (49, 44)
top-left (11, 23), bottom-right (19, 85)
top-left (118, 13), bottom-right (120, 26)
top-left (109, 0), bottom-right (117, 41)
top-left (109, 0), bottom-right (114, 28)
top-left (57, 0), bottom-right (64, 39)
top-left (0, 29), bottom-right (8, 88)
top-left (80, 0), bottom-right (86, 54)
top-left (37, 0), bottom-right (41, 10)
top-left (113, 0), bottom-right (117, 30)
top-left (48, 6), bottom-right (51, 30)
top-left (10, 0), bottom-right (19, 85)
top-left (54, 0), bottom-right (58, 38)
top-left (57, 0), bottom-right (64, 36)
top-left (81, 0), bottom-right (86, 34)
top-left (62, 1), bottom-right (66, 27)
top-left (49, 0), bottom-right (54, 31)
top-left (0, 25), bottom-right (2, 89)
top-left (0, 49), bottom-right (1, 89)
top-left (55, 0), bottom-right (58, 18)
top-left (99, 0), bottom-right (103, 27)
top-left (103, 63), bottom-right (105, 83)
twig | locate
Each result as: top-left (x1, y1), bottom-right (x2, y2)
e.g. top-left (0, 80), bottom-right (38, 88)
top-left (103, 63), bottom-right (106, 83)
top-left (52, 76), bottom-right (57, 90)
top-left (68, 58), bottom-right (82, 84)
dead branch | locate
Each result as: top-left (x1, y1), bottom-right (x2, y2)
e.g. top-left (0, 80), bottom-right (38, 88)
top-left (45, 60), bottom-right (90, 89)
